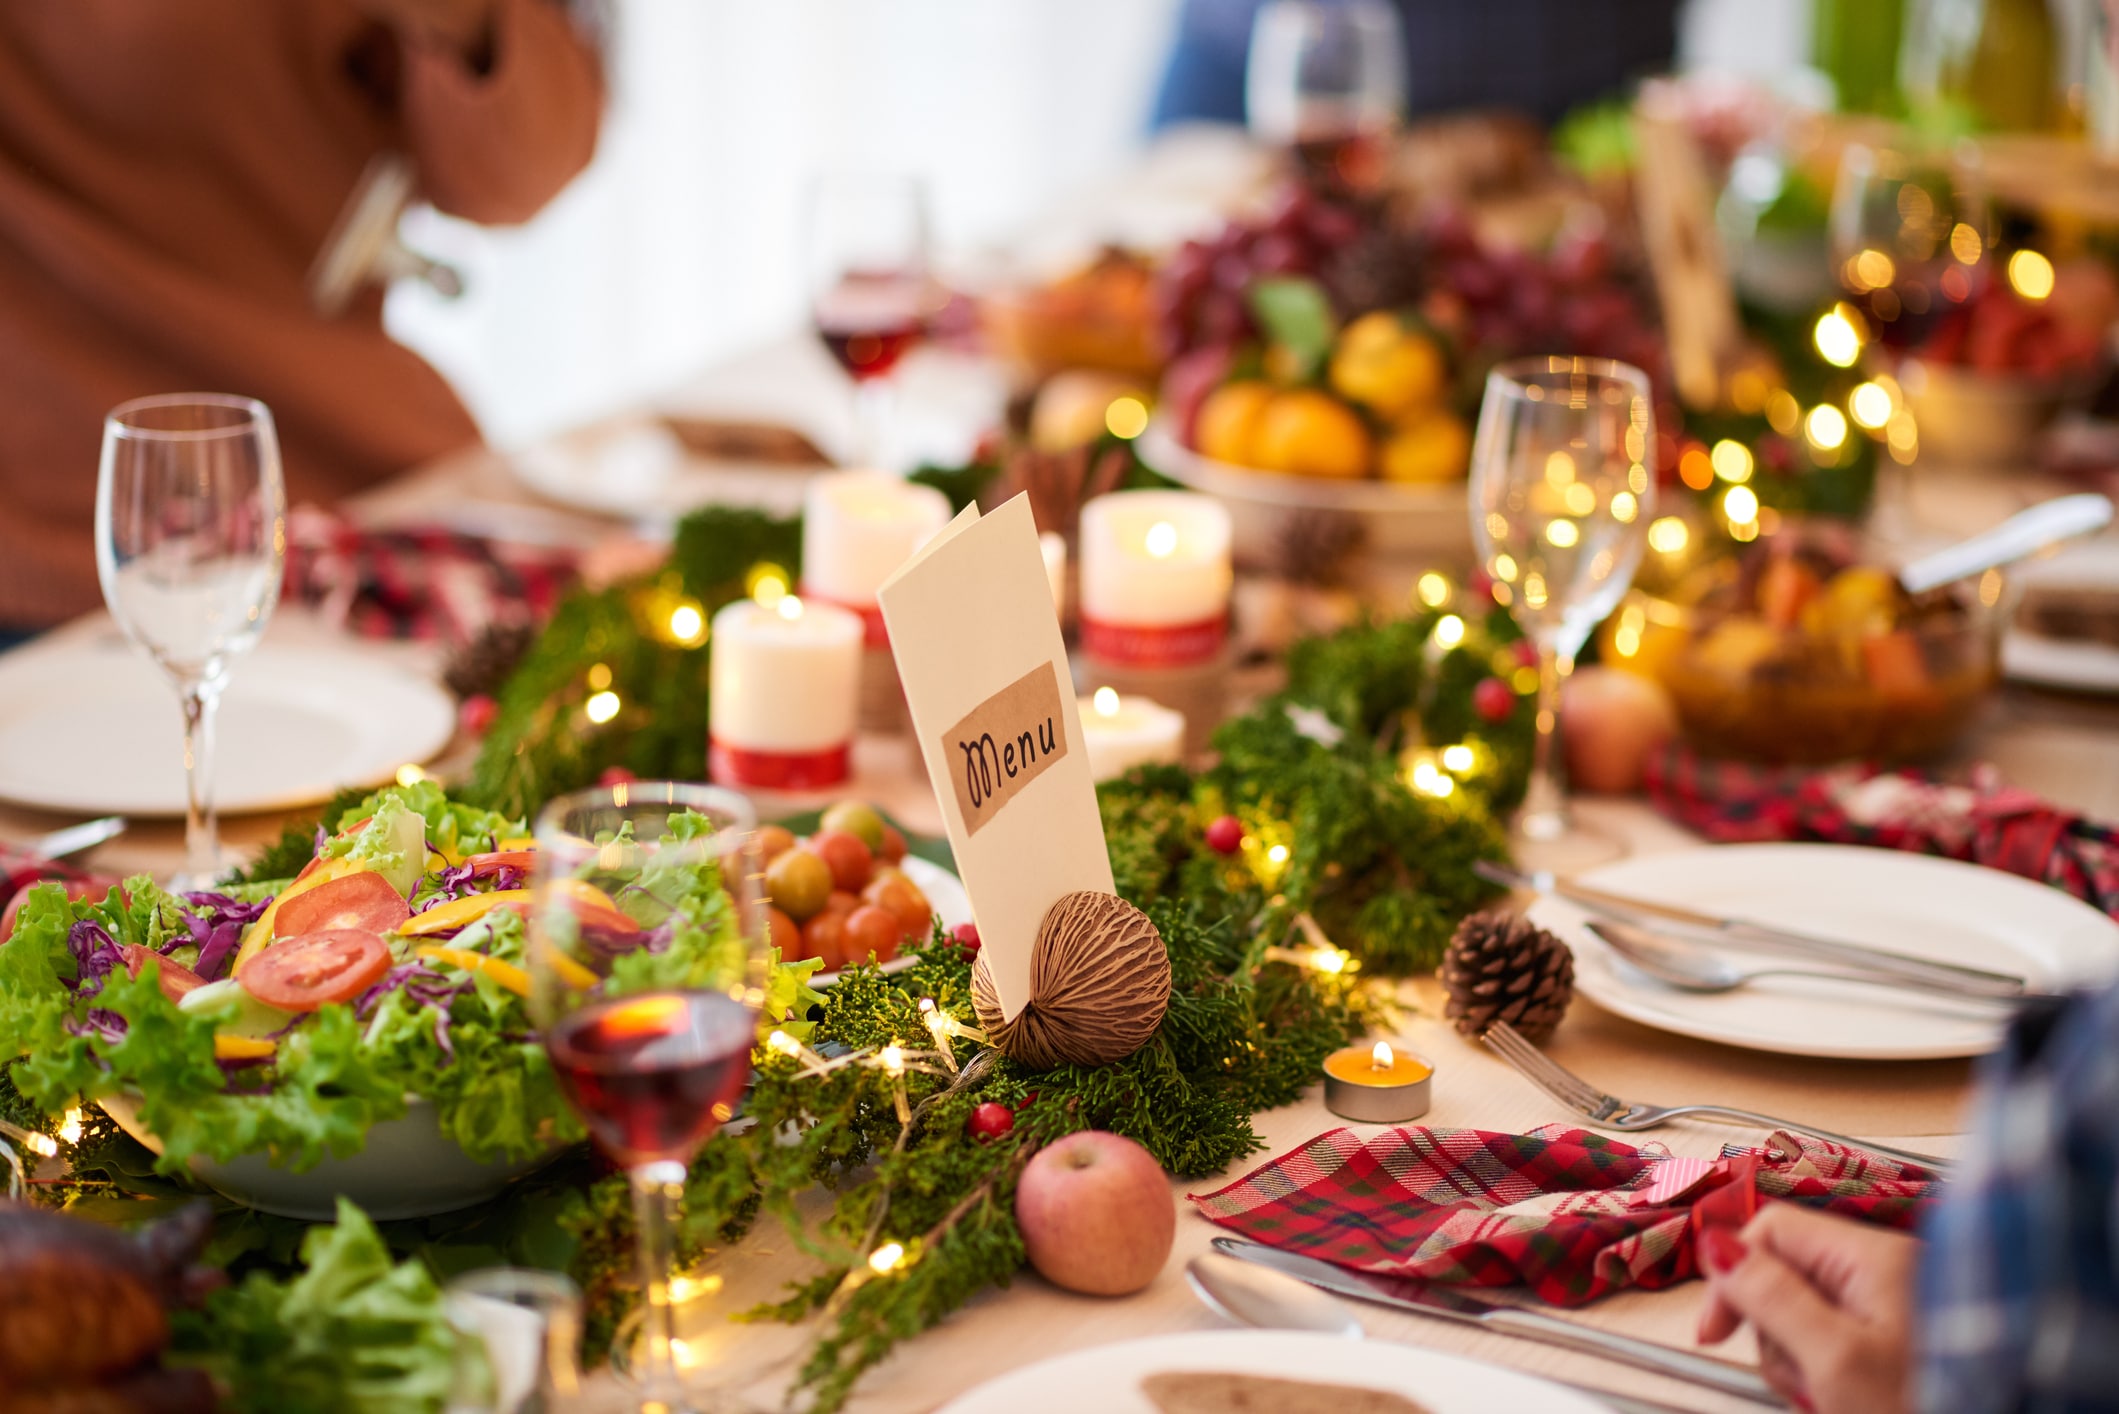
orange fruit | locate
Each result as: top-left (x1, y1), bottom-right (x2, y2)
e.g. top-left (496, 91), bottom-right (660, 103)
top-left (1194, 380), bottom-right (1275, 464)
top-left (1252, 390), bottom-right (1372, 479)
top-left (1379, 410), bottom-right (1471, 484)
top-left (1329, 313), bottom-right (1446, 418)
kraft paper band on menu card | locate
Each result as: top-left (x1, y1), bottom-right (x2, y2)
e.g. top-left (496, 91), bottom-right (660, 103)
top-left (877, 494), bottom-right (1115, 1023)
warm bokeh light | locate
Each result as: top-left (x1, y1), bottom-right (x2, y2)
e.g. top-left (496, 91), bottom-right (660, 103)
top-left (1723, 485), bottom-right (1759, 523)
top-left (1544, 450), bottom-right (1576, 487)
top-left (668, 602), bottom-right (705, 645)
top-left (1433, 614), bottom-right (1465, 648)
top-left (1104, 396), bottom-right (1149, 439)
top-left (1416, 572), bottom-right (1451, 607)
top-left (1562, 483), bottom-right (1596, 515)
top-left (1851, 248), bottom-right (1895, 291)
top-left (1267, 843), bottom-right (1290, 865)
top-left (396, 762), bottom-right (428, 787)
top-left (2007, 249), bottom-right (2055, 301)
top-left (1545, 519), bottom-right (1580, 548)
top-left (1092, 686), bottom-right (1120, 717)
top-left (746, 562), bottom-right (790, 605)
top-left (1849, 382), bottom-right (1894, 431)
top-left (1678, 445), bottom-right (1715, 491)
top-left (1490, 553), bottom-right (1518, 583)
top-left (1806, 404), bottom-right (1849, 451)
top-left (1610, 490), bottom-right (1638, 523)
top-left (1710, 439), bottom-right (1753, 483)
top-left (868, 1242), bottom-right (906, 1275)
top-left (1648, 516), bottom-right (1690, 554)
top-left (585, 690), bottom-right (621, 724)
top-left (1814, 309), bottom-right (1861, 367)
top-left (776, 595), bottom-right (804, 621)
top-left (1145, 521), bottom-right (1178, 558)
top-left (1951, 222), bottom-right (1984, 264)
top-left (1441, 744), bottom-right (1474, 772)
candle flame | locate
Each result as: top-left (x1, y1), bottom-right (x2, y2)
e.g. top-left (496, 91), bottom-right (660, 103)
top-left (777, 595), bottom-right (804, 621)
top-left (1145, 521), bottom-right (1179, 558)
top-left (1093, 686), bottom-right (1120, 717)
top-left (1371, 1041), bottom-right (1394, 1069)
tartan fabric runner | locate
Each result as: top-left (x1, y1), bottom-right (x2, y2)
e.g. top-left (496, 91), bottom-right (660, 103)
top-left (1190, 1124), bottom-right (1939, 1306)
top-left (283, 508), bottom-right (580, 643)
top-left (1644, 747), bottom-right (2119, 918)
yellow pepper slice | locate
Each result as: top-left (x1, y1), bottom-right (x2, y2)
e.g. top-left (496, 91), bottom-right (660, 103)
top-left (231, 856), bottom-right (366, 973)
top-left (415, 946), bottom-right (532, 998)
top-left (214, 1034), bottom-right (277, 1062)
top-left (396, 890), bottom-right (532, 937)
top-left (549, 876), bottom-right (621, 913)
top-left (537, 943), bottom-right (602, 991)
top-left (496, 838), bottom-right (536, 852)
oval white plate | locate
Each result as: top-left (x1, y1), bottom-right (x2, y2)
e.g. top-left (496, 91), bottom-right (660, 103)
top-left (1533, 843), bottom-right (2119, 1060)
top-left (0, 640), bottom-right (456, 817)
top-left (99, 1092), bottom-right (556, 1221)
top-left (809, 854), bottom-right (969, 986)
top-left (935, 1329), bottom-right (1610, 1414)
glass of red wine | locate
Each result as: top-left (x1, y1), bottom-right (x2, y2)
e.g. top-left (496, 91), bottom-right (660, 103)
top-left (528, 782), bottom-right (768, 1413)
top-left (805, 172), bottom-right (935, 469)
top-left (1244, 0), bottom-right (1405, 199)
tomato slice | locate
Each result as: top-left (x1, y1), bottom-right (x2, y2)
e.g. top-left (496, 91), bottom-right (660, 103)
top-left (274, 871), bottom-right (411, 940)
top-left (237, 929), bottom-right (391, 1013)
top-left (119, 943), bottom-right (206, 1005)
top-left (462, 849), bottom-right (534, 877)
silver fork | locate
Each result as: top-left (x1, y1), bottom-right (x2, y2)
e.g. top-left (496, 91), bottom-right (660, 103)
top-left (1481, 1021), bottom-right (1953, 1171)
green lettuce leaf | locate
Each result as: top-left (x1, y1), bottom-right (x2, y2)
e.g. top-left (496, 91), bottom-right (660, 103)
top-left (171, 1197), bottom-right (461, 1414)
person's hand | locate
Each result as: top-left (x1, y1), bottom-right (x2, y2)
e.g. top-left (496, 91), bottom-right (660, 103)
top-left (1695, 1204), bottom-right (1918, 1414)
top-left (343, 0), bottom-right (498, 60)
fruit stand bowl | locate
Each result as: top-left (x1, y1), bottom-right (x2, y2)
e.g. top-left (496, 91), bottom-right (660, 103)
top-left (97, 1092), bottom-right (563, 1222)
top-left (1138, 419), bottom-right (1470, 586)
top-left (1894, 357), bottom-right (2103, 468)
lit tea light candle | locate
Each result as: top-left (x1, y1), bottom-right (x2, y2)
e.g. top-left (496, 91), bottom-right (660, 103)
top-left (1322, 1040), bottom-right (1433, 1123)
top-left (1078, 490), bottom-right (1232, 667)
top-left (800, 471), bottom-right (952, 647)
top-left (707, 596), bottom-right (863, 790)
top-left (1078, 686), bottom-right (1186, 781)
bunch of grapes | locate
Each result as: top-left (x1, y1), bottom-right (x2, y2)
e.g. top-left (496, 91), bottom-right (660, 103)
top-left (1152, 186), bottom-right (1365, 359)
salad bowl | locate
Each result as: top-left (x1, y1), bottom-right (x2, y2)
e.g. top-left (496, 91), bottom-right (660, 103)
top-left (97, 1092), bottom-right (560, 1221)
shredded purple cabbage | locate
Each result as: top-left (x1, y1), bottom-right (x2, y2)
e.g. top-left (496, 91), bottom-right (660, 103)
top-left (176, 891), bottom-right (271, 983)
top-left (433, 1008), bottom-right (455, 1061)
top-left (65, 919), bottom-right (121, 996)
top-left (64, 1008), bottom-right (127, 1043)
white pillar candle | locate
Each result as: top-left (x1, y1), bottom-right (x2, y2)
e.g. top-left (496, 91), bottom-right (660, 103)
top-left (707, 596), bottom-right (863, 790)
top-left (1039, 531), bottom-right (1067, 615)
top-left (1077, 489), bottom-right (1233, 665)
top-left (1078, 686), bottom-right (1186, 781)
top-left (800, 471), bottom-right (952, 642)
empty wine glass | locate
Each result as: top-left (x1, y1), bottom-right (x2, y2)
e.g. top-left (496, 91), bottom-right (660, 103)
top-left (1245, 0), bottom-right (1405, 197)
top-left (805, 172), bottom-right (935, 470)
top-left (95, 394), bottom-right (286, 888)
top-left (527, 783), bottom-right (769, 1412)
top-left (1469, 357), bottom-right (1655, 873)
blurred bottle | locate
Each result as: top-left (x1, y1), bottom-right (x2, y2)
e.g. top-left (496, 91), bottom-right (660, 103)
top-left (1904, 0), bottom-right (2060, 132)
top-left (1815, 0), bottom-right (1906, 114)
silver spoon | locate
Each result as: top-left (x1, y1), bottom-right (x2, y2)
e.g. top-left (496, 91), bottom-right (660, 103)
top-left (1898, 492), bottom-right (2113, 595)
top-left (1588, 919), bottom-right (2010, 1006)
top-left (1185, 1254), bottom-right (1717, 1414)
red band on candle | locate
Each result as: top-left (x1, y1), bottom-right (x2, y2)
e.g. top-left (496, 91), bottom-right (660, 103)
top-left (709, 737), bottom-right (853, 791)
top-left (800, 584), bottom-right (890, 650)
top-left (1078, 613), bottom-right (1228, 667)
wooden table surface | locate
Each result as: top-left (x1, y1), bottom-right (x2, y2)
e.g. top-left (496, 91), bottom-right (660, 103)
top-left (8, 341), bottom-right (2118, 1411)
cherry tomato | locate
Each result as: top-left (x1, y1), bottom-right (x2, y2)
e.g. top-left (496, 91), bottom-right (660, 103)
top-left (878, 824), bottom-right (909, 865)
top-left (237, 929), bottom-right (391, 1012)
top-left (119, 943), bottom-right (206, 1005)
top-left (811, 830), bottom-right (874, 893)
top-left (274, 871), bottom-right (411, 939)
top-left (803, 909), bottom-right (849, 971)
top-left (862, 874), bottom-right (932, 938)
top-left (844, 905), bottom-right (904, 965)
top-left (766, 906), bottom-right (801, 957)
top-left (755, 825), bottom-right (797, 863)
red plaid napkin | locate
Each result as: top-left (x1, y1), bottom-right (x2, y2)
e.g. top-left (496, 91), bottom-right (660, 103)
top-left (1645, 747), bottom-right (2119, 918)
top-left (0, 846), bottom-right (109, 931)
top-left (1190, 1124), bottom-right (1938, 1306)
top-left (283, 507), bottom-right (580, 644)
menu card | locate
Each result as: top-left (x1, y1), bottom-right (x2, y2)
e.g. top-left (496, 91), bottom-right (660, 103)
top-left (877, 494), bottom-right (1115, 1021)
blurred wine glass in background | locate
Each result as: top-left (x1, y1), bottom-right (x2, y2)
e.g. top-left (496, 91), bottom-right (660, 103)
top-left (1469, 357), bottom-right (1656, 873)
top-left (1245, 0), bottom-right (1405, 199)
top-left (806, 173), bottom-right (935, 469)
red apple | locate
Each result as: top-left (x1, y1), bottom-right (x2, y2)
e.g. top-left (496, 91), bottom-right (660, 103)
top-left (1561, 665), bottom-right (1679, 795)
top-left (1014, 1131), bottom-right (1175, 1297)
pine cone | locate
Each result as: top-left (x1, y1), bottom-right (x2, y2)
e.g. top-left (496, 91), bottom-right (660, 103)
top-left (443, 620), bottom-right (538, 700)
top-left (1440, 910), bottom-right (1574, 1042)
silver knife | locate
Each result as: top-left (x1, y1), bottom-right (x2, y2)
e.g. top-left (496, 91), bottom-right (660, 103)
top-left (1475, 859), bottom-right (2026, 999)
top-left (1212, 1238), bottom-right (1779, 1406)
top-left (31, 816), bottom-right (126, 862)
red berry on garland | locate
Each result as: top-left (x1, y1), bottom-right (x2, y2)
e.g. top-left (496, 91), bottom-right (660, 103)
top-left (1473, 676), bottom-right (1516, 724)
top-left (598, 766), bottom-right (638, 787)
top-left (967, 1101), bottom-right (1015, 1142)
top-left (951, 921), bottom-right (981, 953)
top-left (1205, 814), bottom-right (1244, 856)
top-left (457, 694), bottom-right (498, 737)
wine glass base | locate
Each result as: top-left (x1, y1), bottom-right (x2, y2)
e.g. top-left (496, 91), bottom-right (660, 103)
top-left (1508, 817), bottom-right (1628, 876)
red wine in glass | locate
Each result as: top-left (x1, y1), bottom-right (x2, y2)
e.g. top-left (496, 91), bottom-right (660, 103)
top-left (814, 271), bottom-right (928, 382)
top-left (1291, 122), bottom-right (1390, 198)
top-left (546, 989), bottom-right (754, 1168)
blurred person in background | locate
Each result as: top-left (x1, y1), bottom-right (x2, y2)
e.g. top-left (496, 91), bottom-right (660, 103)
top-left (0, 0), bottom-right (603, 635)
top-left (1151, 0), bottom-right (1684, 130)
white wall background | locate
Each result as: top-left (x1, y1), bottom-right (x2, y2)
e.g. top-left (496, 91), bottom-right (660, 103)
top-left (389, 0), bottom-right (1805, 448)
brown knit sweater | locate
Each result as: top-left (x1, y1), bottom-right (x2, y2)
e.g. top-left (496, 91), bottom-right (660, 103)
top-left (0, 0), bottom-right (602, 625)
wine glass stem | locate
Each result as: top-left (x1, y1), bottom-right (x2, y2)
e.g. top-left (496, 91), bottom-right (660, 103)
top-left (178, 679), bottom-right (223, 886)
top-left (1519, 643), bottom-right (1572, 843)
top-left (630, 1159), bottom-right (691, 1411)
top-left (851, 376), bottom-right (895, 470)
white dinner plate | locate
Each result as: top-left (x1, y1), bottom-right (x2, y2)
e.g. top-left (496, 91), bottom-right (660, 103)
top-left (934, 1330), bottom-right (1611, 1414)
top-left (0, 639), bottom-right (457, 817)
top-left (809, 854), bottom-right (969, 985)
top-left (511, 416), bottom-right (820, 523)
top-left (2002, 537), bottom-right (2119, 695)
top-left (1532, 844), bottom-right (2119, 1060)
